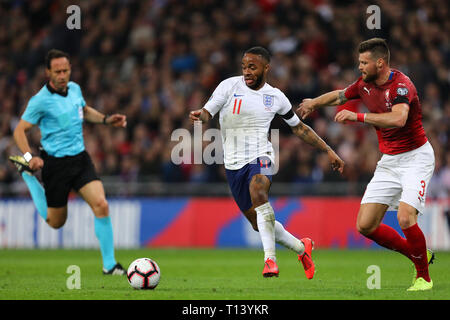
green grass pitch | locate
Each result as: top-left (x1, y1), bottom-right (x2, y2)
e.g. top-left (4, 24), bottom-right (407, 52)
top-left (0, 248), bottom-right (448, 300)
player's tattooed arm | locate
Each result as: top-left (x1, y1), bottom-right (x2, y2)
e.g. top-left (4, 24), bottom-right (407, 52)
top-left (292, 121), bottom-right (331, 152)
top-left (292, 121), bottom-right (345, 173)
top-left (298, 89), bottom-right (347, 120)
top-left (337, 90), bottom-right (348, 105)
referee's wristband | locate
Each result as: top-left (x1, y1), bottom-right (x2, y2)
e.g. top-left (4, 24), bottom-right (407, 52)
top-left (356, 113), bottom-right (366, 123)
top-left (24, 152), bottom-right (33, 162)
top-left (103, 114), bottom-right (109, 125)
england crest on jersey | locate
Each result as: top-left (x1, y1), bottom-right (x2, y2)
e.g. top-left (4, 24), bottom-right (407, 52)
top-left (263, 94), bottom-right (274, 108)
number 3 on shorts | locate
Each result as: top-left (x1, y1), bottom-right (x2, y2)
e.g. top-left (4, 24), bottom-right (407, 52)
top-left (419, 180), bottom-right (426, 197)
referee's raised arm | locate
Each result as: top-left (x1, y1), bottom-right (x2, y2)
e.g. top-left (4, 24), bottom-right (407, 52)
top-left (83, 105), bottom-right (127, 127)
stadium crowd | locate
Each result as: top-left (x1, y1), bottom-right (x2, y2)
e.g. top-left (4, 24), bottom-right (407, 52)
top-left (0, 0), bottom-right (448, 198)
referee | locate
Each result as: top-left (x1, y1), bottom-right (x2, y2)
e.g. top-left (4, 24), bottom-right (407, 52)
top-left (10, 49), bottom-right (127, 275)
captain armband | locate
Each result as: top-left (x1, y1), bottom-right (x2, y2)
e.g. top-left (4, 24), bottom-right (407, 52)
top-left (281, 109), bottom-right (300, 127)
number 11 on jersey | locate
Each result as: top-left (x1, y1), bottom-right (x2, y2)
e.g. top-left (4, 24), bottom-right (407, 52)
top-left (233, 99), bottom-right (242, 114)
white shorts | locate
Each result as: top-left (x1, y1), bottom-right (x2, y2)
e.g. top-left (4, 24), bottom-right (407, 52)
top-left (361, 141), bottom-right (435, 214)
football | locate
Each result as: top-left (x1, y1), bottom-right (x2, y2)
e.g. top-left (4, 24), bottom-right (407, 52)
top-left (127, 258), bottom-right (161, 289)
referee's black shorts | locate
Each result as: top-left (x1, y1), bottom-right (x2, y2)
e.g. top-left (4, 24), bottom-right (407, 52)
top-left (41, 150), bottom-right (100, 208)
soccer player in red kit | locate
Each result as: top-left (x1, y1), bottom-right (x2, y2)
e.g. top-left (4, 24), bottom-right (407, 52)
top-left (298, 38), bottom-right (435, 291)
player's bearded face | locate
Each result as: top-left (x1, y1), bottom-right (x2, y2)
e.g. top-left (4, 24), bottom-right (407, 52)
top-left (46, 57), bottom-right (71, 92)
top-left (358, 52), bottom-right (378, 83)
top-left (242, 54), bottom-right (268, 90)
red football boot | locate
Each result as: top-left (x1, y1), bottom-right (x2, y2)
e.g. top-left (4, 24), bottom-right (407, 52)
top-left (262, 258), bottom-right (279, 278)
top-left (298, 238), bottom-right (315, 279)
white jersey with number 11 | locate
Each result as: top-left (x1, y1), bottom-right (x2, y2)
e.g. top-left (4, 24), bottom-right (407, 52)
top-left (203, 76), bottom-right (299, 170)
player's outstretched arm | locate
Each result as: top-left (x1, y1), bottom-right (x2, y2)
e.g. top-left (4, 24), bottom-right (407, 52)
top-left (334, 103), bottom-right (409, 128)
top-left (297, 89), bottom-right (347, 120)
top-left (83, 105), bottom-right (127, 128)
top-left (189, 108), bottom-right (212, 124)
top-left (291, 121), bottom-right (345, 174)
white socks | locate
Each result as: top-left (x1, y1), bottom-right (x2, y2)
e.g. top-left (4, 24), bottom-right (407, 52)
top-left (255, 202), bottom-right (276, 261)
top-left (275, 221), bottom-right (305, 255)
top-left (255, 202), bottom-right (305, 261)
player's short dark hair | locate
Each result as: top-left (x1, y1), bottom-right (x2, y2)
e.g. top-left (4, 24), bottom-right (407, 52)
top-left (45, 49), bottom-right (70, 69)
top-left (244, 46), bottom-right (271, 63)
top-left (358, 38), bottom-right (390, 64)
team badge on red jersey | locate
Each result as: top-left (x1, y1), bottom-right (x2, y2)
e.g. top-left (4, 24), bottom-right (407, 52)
top-left (385, 89), bottom-right (391, 110)
top-left (385, 89), bottom-right (390, 101)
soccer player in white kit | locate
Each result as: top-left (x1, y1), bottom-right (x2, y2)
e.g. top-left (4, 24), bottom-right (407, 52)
top-left (190, 47), bottom-right (345, 278)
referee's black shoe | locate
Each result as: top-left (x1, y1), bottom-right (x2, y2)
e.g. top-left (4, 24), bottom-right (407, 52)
top-left (9, 155), bottom-right (34, 174)
top-left (103, 263), bottom-right (126, 275)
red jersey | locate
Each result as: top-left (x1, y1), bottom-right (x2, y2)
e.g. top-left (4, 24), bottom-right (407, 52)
top-left (344, 69), bottom-right (427, 155)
